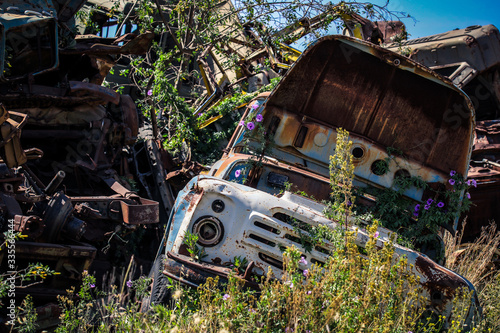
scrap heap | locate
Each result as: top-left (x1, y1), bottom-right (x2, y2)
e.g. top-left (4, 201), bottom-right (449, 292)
top-left (0, 0), bottom-right (172, 307)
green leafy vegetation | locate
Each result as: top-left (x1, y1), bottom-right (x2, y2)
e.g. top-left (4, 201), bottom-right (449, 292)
top-left (354, 165), bottom-right (474, 255)
top-left (325, 128), bottom-right (356, 243)
top-left (0, 232), bottom-right (60, 306)
top-left (183, 230), bottom-right (207, 261)
top-left (94, 0), bottom-right (413, 164)
top-left (20, 220), bottom-right (496, 332)
top-left (322, 129), bottom-right (474, 254)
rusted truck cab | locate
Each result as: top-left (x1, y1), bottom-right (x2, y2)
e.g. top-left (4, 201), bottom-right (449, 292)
top-left (156, 36), bottom-right (479, 327)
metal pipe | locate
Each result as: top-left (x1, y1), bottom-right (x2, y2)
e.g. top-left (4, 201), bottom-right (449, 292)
top-left (44, 171), bottom-right (66, 195)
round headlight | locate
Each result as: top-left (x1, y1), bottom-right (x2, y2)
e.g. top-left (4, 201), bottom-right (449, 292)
top-left (192, 216), bottom-right (224, 247)
top-left (212, 199), bottom-right (225, 213)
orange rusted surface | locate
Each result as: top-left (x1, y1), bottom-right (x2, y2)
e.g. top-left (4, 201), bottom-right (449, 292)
top-left (265, 35), bottom-right (475, 176)
top-left (462, 120), bottom-right (500, 240)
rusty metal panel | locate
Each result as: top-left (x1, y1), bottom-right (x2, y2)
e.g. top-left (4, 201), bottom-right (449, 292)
top-left (15, 241), bottom-right (96, 259)
top-left (164, 251), bottom-right (259, 290)
top-left (214, 153), bottom-right (332, 201)
top-left (463, 181), bottom-right (500, 240)
top-left (0, 109), bottom-right (29, 168)
top-left (264, 35), bottom-right (475, 177)
top-left (238, 109), bottom-right (449, 201)
top-left (68, 81), bottom-right (121, 105)
top-left (66, 32), bottom-right (155, 56)
top-left (387, 25), bottom-right (500, 87)
top-left (71, 196), bottom-right (160, 225)
top-left (120, 198), bottom-right (159, 225)
top-left (462, 120), bottom-right (500, 240)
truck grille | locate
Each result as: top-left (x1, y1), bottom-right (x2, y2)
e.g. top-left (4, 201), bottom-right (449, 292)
top-left (242, 209), bottom-right (333, 273)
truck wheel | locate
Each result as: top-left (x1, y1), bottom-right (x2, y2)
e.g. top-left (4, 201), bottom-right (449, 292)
top-left (142, 254), bottom-right (171, 311)
top-left (151, 254), bottom-right (171, 305)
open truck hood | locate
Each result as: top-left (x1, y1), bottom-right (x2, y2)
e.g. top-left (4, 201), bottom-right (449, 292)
top-left (264, 35), bottom-right (475, 176)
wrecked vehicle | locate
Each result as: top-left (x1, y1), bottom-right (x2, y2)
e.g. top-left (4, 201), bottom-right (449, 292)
top-left (385, 24), bottom-right (500, 239)
top-left (150, 35), bottom-right (480, 327)
top-left (466, 119), bottom-right (500, 241)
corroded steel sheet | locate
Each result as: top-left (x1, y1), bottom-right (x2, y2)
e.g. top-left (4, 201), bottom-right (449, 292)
top-left (463, 120), bottom-right (500, 240)
top-left (265, 35), bottom-right (475, 177)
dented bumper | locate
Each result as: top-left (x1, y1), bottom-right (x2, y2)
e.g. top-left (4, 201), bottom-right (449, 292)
top-left (162, 251), bottom-right (259, 289)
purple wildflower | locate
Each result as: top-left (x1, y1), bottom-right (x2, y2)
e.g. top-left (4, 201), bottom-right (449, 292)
top-left (147, 89), bottom-right (152, 96)
top-left (466, 192), bottom-right (471, 199)
top-left (223, 294), bottom-right (230, 301)
top-left (249, 308), bottom-right (256, 313)
top-left (426, 198), bottom-right (433, 205)
top-left (247, 122), bottom-right (255, 130)
top-left (239, 120), bottom-right (245, 126)
top-left (413, 212), bottom-right (419, 217)
top-left (414, 204), bottom-right (420, 211)
top-left (449, 179), bottom-right (455, 186)
top-left (450, 170), bottom-right (456, 176)
top-left (374, 231), bottom-right (380, 238)
top-left (437, 202), bottom-right (444, 208)
top-left (198, 113), bottom-right (203, 117)
top-left (424, 204), bottom-right (430, 210)
top-left (256, 114), bottom-right (263, 122)
top-left (299, 256), bottom-right (308, 265)
top-left (303, 269), bottom-right (309, 277)
top-left (126, 280), bottom-right (133, 288)
top-left (307, 291), bottom-right (312, 295)
top-left (89, 283), bottom-right (95, 288)
top-left (252, 103), bottom-right (259, 110)
top-left (471, 179), bottom-right (477, 187)
top-left (235, 169), bottom-right (241, 178)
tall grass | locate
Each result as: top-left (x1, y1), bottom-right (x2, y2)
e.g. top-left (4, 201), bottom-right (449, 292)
top-left (443, 221), bottom-right (500, 332)
top-left (12, 221), bottom-right (499, 332)
top-left (13, 223), bottom-right (462, 332)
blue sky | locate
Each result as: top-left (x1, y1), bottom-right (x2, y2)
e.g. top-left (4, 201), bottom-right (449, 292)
top-left (374, 0), bottom-right (500, 39)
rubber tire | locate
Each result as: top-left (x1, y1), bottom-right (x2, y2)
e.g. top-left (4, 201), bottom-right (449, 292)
top-left (142, 254), bottom-right (171, 311)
